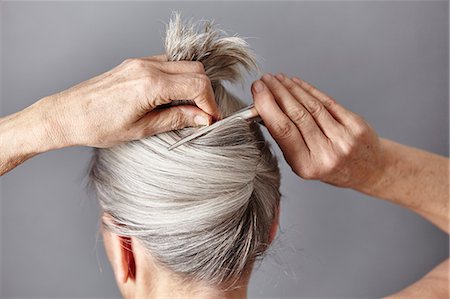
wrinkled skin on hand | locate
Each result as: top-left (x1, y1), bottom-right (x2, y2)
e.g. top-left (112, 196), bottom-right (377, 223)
top-left (252, 73), bottom-right (383, 189)
top-left (39, 55), bottom-right (220, 148)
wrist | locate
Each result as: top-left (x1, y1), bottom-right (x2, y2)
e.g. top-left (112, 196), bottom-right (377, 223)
top-left (1, 95), bottom-right (73, 156)
top-left (351, 138), bottom-right (392, 195)
top-left (0, 102), bottom-right (52, 168)
top-left (0, 96), bottom-right (76, 175)
top-left (35, 94), bottom-right (76, 150)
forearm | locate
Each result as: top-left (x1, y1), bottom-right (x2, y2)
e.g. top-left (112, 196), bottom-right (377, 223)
top-left (0, 98), bottom-right (63, 175)
top-left (356, 138), bottom-right (449, 233)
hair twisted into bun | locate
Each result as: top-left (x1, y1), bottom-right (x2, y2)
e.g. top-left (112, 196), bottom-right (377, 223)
top-left (88, 13), bottom-right (280, 287)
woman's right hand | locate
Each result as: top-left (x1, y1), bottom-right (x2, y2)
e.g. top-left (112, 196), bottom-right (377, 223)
top-left (251, 73), bottom-right (384, 189)
top-left (37, 55), bottom-right (220, 149)
top-left (1, 55), bottom-right (220, 175)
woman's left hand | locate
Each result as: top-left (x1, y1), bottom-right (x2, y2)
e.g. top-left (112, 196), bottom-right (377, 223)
top-left (251, 73), bottom-right (384, 189)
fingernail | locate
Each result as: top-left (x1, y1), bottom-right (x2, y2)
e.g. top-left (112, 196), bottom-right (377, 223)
top-left (252, 80), bottom-right (265, 93)
top-left (275, 73), bottom-right (284, 81)
top-left (262, 73), bottom-right (273, 81)
top-left (194, 115), bottom-right (209, 126)
top-left (292, 76), bottom-right (302, 84)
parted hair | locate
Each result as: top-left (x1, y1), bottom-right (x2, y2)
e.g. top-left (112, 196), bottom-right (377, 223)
top-left (88, 13), bottom-right (281, 287)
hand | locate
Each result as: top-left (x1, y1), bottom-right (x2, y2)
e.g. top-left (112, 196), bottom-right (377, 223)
top-left (37, 55), bottom-right (220, 148)
top-left (251, 73), bottom-right (384, 189)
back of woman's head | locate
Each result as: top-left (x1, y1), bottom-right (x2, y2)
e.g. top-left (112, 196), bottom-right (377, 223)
top-left (88, 13), bottom-right (281, 287)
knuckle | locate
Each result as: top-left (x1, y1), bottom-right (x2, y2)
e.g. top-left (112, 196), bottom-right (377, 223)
top-left (301, 82), bottom-right (314, 93)
top-left (283, 79), bottom-right (297, 91)
top-left (351, 113), bottom-right (365, 125)
top-left (271, 120), bottom-right (294, 140)
top-left (322, 96), bottom-right (336, 108)
top-left (322, 154), bottom-right (340, 173)
top-left (301, 153), bottom-right (341, 180)
top-left (339, 141), bottom-right (354, 157)
top-left (307, 100), bottom-right (324, 116)
top-left (352, 122), bottom-right (368, 138)
top-left (191, 61), bottom-right (206, 73)
top-left (288, 106), bottom-right (309, 124)
top-left (193, 73), bottom-right (211, 91)
top-left (272, 84), bottom-right (284, 94)
top-left (126, 58), bottom-right (146, 69)
top-left (301, 168), bottom-right (319, 180)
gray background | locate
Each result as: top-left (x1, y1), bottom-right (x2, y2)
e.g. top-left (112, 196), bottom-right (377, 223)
top-left (1, 1), bottom-right (448, 298)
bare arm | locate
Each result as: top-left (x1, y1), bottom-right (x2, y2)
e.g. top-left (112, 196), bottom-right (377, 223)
top-left (358, 139), bottom-right (448, 233)
top-left (252, 73), bottom-right (449, 233)
top-left (0, 102), bottom-right (52, 175)
top-left (0, 56), bottom-right (219, 176)
top-left (361, 140), bottom-right (449, 298)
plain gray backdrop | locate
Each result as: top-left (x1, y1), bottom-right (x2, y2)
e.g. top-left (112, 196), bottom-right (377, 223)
top-left (1, 1), bottom-right (449, 298)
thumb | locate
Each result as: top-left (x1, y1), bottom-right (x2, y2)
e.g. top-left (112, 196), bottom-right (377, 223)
top-left (135, 105), bottom-right (213, 137)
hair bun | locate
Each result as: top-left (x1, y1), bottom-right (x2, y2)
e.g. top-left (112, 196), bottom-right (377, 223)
top-left (165, 12), bottom-right (258, 116)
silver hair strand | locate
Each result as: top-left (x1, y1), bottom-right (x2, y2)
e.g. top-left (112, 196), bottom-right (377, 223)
top-left (88, 12), bottom-right (281, 288)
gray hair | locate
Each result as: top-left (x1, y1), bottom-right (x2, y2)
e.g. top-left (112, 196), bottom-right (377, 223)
top-left (89, 13), bottom-right (281, 287)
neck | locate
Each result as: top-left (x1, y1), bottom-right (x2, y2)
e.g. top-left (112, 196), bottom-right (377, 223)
top-left (122, 240), bottom-right (252, 299)
top-left (132, 261), bottom-right (250, 299)
top-left (134, 281), bottom-right (248, 299)
top-left (133, 274), bottom-right (248, 299)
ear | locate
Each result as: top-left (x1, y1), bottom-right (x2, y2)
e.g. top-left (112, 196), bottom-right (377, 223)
top-left (102, 216), bottom-right (136, 285)
top-left (269, 204), bottom-right (280, 244)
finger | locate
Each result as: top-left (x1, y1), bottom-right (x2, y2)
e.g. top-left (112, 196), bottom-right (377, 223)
top-left (133, 105), bottom-right (212, 138)
top-left (274, 73), bottom-right (344, 139)
top-left (158, 73), bottom-right (220, 120)
top-left (138, 58), bottom-right (206, 74)
top-left (251, 79), bottom-right (310, 168)
top-left (140, 54), bottom-right (168, 62)
top-left (260, 73), bottom-right (329, 150)
top-left (156, 60), bottom-right (206, 75)
top-left (291, 76), bottom-right (360, 127)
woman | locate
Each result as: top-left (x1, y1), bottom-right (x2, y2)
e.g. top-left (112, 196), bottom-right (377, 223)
top-left (1, 14), bottom-right (447, 299)
top-left (89, 14), bottom-right (280, 298)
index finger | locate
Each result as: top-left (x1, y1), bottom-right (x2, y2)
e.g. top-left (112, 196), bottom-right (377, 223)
top-left (140, 54), bottom-right (168, 62)
top-left (251, 80), bottom-right (310, 169)
top-left (159, 73), bottom-right (220, 119)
